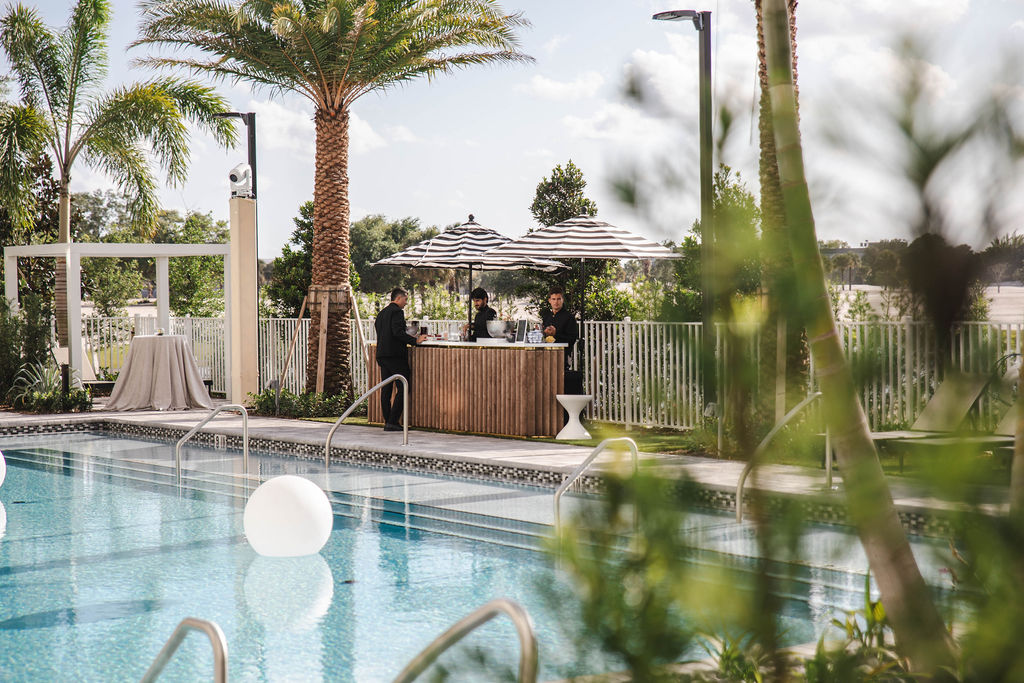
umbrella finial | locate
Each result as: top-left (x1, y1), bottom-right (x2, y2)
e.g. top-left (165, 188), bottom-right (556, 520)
top-left (468, 214), bottom-right (475, 222)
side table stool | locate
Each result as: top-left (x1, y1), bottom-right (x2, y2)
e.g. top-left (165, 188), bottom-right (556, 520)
top-left (556, 394), bottom-right (593, 440)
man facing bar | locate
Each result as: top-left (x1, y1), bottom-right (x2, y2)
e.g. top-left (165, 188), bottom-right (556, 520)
top-left (374, 287), bottom-right (427, 431)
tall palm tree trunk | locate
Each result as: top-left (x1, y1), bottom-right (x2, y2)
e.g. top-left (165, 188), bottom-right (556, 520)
top-left (755, 0), bottom-right (806, 423)
top-left (306, 108), bottom-right (353, 398)
top-left (763, 0), bottom-right (956, 673)
top-left (55, 184), bottom-right (72, 346)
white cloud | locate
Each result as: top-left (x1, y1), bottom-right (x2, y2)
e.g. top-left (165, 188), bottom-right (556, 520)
top-left (518, 70), bottom-right (605, 101)
top-left (1012, 20), bottom-right (1024, 32)
top-left (384, 124), bottom-right (418, 144)
top-left (543, 34), bottom-right (567, 55)
top-left (244, 98), bottom-right (388, 155)
top-left (247, 98), bottom-right (314, 155)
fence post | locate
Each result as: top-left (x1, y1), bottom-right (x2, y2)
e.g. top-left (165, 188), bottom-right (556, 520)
top-left (903, 316), bottom-right (913, 425)
top-left (624, 318), bottom-right (632, 430)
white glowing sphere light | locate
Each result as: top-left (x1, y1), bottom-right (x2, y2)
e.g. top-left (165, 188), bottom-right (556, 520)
top-left (243, 475), bottom-right (333, 557)
top-left (0, 450), bottom-right (5, 488)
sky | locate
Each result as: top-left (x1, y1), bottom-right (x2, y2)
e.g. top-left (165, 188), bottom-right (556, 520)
top-left (13, 0), bottom-right (1024, 259)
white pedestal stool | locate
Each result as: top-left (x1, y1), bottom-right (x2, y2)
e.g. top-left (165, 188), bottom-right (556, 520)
top-left (555, 394), bottom-right (593, 440)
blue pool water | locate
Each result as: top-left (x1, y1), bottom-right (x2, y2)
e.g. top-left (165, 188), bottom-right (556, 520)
top-left (0, 432), bottom-right (955, 681)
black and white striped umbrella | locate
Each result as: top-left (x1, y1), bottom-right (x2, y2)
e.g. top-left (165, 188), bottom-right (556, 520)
top-left (485, 215), bottom-right (680, 324)
top-left (372, 216), bottom-right (565, 329)
top-left (484, 215), bottom-right (680, 261)
top-left (372, 215), bottom-right (564, 271)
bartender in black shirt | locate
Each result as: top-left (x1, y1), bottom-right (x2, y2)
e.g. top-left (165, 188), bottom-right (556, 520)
top-left (462, 287), bottom-right (497, 339)
top-left (542, 285), bottom-right (578, 368)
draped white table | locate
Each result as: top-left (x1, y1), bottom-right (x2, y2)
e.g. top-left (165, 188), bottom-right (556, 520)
top-left (107, 335), bottom-right (213, 411)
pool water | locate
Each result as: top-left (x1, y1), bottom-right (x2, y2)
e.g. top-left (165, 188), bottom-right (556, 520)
top-left (0, 432), bottom-right (954, 681)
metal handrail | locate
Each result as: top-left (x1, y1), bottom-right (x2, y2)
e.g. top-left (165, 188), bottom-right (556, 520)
top-left (140, 617), bottom-right (228, 683)
top-left (326, 374), bottom-right (409, 468)
top-left (391, 598), bottom-right (537, 683)
top-left (736, 391), bottom-right (822, 523)
top-left (553, 437), bottom-right (639, 530)
top-left (175, 404), bottom-right (249, 486)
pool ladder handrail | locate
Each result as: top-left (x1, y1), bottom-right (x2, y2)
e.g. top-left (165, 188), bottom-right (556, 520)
top-left (391, 598), bottom-right (537, 683)
top-left (140, 616), bottom-right (228, 683)
top-left (553, 437), bottom-right (639, 530)
top-left (175, 404), bottom-right (249, 486)
top-left (735, 391), bottom-right (822, 523)
top-left (326, 373), bottom-right (409, 468)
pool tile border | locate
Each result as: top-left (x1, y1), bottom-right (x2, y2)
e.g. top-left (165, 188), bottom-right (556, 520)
top-left (0, 418), bottom-right (954, 537)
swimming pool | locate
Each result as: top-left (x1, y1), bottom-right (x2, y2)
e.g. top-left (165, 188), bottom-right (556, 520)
top-left (0, 431), bottom-right (954, 681)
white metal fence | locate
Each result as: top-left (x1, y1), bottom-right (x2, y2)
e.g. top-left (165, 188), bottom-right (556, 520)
top-left (80, 315), bottom-right (1023, 431)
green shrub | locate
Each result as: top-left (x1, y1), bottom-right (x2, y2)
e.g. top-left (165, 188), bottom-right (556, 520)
top-left (8, 361), bottom-right (92, 413)
top-left (248, 388), bottom-right (350, 418)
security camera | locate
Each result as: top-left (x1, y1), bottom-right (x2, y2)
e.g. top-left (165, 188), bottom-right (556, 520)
top-left (228, 162), bottom-right (252, 197)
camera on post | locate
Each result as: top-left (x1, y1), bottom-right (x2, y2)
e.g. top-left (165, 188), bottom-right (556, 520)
top-left (228, 163), bottom-right (252, 197)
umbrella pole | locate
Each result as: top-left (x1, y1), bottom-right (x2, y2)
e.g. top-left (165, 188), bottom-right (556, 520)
top-left (467, 265), bottom-right (473, 335)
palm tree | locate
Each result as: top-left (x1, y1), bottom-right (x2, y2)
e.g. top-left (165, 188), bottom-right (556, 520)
top-left (754, 0), bottom-right (803, 422)
top-left (132, 0), bottom-right (532, 397)
top-left (0, 0), bottom-right (236, 346)
top-left (762, 0), bottom-right (956, 672)
top-left (0, 78), bottom-right (48, 231)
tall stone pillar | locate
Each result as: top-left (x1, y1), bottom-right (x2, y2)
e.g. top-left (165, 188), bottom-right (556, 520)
top-left (228, 197), bottom-right (259, 403)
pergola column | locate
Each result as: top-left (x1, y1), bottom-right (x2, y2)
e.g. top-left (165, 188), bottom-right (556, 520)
top-left (67, 247), bottom-right (83, 387)
top-left (156, 256), bottom-right (170, 331)
top-left (3, 252), bottom-right (17, 311)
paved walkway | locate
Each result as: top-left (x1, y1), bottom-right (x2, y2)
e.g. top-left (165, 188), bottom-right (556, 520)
top-left (0, 400), bottom-right (1009, 520)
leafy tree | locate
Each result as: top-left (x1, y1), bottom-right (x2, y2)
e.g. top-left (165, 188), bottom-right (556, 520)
top-left (0, 77), bottom-right (47, 230)
top-left (518, 160), bottom-right (620, 319)
top-left (529, 159), bottom-right (598, 227)
top-left (266, 201), bottom-right (370, 317)
top-left (861, 240), bottom-right (906, 288)
top-left (0, 0), bottom-right (235, 345)
top-left (350, 213), bottom-right (444, 293)
top-left (159, 211), bottom-right (227, 317)
top-left (0, 152), bottom-right (59, 302)
top-left (134, 0), bottom-right (531, 398)
top-left (81, 235), bottom-right (146, 317)
top-left (265, 202), bottom-right (314, 318)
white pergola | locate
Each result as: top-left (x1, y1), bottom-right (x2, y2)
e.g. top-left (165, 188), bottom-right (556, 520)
top-left (3, 242), bottom-right (233, 391)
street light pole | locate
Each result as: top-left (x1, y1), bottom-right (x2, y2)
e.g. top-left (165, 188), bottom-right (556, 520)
top-left (652, 9), bottom-right (716, 409)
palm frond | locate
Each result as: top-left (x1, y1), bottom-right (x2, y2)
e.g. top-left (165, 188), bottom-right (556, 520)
top-left (0, 103), bottom-right (49, 228)
top-left (0, 3), bottom-right (68, 149)
top-left (58, 0), bottom-right (113, 112)
top-left (132, 0), bottom-right (533, 113)
top-left (81, 135), bottom-right (160, 230)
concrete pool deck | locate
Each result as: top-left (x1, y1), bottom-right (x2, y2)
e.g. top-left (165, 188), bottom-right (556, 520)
top-left (0, 399), bottom-right (1009, 533)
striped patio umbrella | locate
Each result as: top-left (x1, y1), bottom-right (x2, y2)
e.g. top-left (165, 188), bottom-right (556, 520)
top-left (485, 215), bottom-right (680, 322)
top-left (372, 215), bottom-right (564, 328)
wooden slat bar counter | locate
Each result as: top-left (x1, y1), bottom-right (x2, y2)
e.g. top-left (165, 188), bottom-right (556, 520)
top-left (367, 341), bottom-right (567, 437)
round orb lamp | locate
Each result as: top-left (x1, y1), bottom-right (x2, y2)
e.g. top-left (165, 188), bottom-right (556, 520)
top-left (243, 475), bottom-right (333, 557)
top-left (0, 450), bottom-right (6, 488)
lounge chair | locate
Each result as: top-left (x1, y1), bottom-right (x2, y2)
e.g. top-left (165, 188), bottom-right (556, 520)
top-left (822, 372), bottom-right (989, 472)
top-left (868, 371), bottom-right (989, 443)
top-left (892, 401), bottom-right (1019, 467)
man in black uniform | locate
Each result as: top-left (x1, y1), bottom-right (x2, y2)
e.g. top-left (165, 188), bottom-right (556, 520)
top-left (542, 286), bottom-right (578, 369)
top-left (463, 287), bottom-right (497, 339)
top-left (374, 287), bottom-right (427, 430)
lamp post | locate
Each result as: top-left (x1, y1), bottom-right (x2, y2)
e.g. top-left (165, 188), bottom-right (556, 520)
top-left (213, 112), bottom-right (258, 200)
top-left (653, 9), bottom-right (716, 409)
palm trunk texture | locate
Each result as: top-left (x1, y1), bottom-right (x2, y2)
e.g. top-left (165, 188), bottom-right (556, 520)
top-left (763, 0), bottom-right (956, 673)
top-left (306, 108), bottom-right (352, 398)
top-left (755, 0), bottom-right (806, 423)
top-left (55, 187), bottom-right (72, 346)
